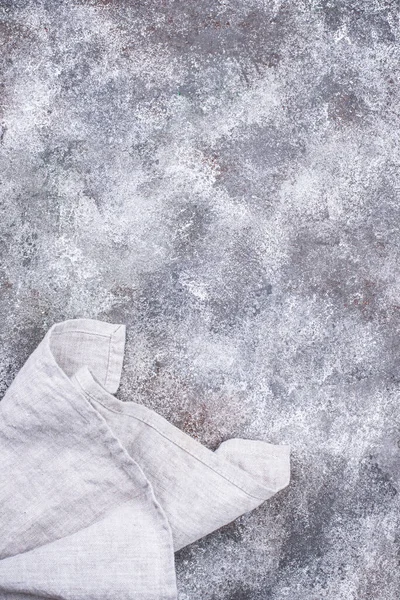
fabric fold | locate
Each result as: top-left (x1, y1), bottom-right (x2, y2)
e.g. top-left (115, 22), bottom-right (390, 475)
top-left (0, 317), bottom-right (291, 598)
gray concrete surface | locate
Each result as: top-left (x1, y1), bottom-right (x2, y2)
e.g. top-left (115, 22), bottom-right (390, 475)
top-left (1, 1), bottom-right (399, 598)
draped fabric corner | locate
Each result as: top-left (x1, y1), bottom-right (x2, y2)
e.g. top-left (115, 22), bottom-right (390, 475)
top-left (0, 318), bottom-right (291, 599)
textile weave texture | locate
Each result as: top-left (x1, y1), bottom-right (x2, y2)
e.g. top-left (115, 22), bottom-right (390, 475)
top-left (0, 318), bottom-right (290, 599)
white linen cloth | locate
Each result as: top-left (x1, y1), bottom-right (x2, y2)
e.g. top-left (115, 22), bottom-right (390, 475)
top-left (0, 318), bottom-right (290, 599)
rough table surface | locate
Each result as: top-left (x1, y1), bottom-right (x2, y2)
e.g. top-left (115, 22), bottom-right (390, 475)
top-left (0, 1), bottom-right (399, 598)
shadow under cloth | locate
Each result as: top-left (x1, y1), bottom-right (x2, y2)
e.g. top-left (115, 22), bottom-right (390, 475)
top-left (0, 318), bottom-right (290, 599)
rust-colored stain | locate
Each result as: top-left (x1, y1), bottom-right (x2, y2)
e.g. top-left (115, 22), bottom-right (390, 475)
top-left (200, 152), bottom-right (229, 178)
top-left (344, 279), bottom-right (376, 313)
top-left (178, 403), bottom-right (208, 441)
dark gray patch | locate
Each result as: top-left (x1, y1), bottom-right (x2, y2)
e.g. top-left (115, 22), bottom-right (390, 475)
top-left (215, 519), bottom-right (245, 545)
top-left (225, 586), bottom-right (254, 600)
top-left (207, 237), bottom-right (276, 333)
top-left (314, 71), bottom-right (369, 125)
top-left (207, 124), bottom-right (305, 205)
top-left (170, 201), bottom-right (214, 260)
top-left (133, 267), bottom-right (192, 323)
top-left (345, 455), bottom-right (398, 519)
top-left (278, 461), bottom-right (341, 571)
top-left (39, 140), bottom-right (86, 172)
top-left (316, 0), bottom-right (396, 44)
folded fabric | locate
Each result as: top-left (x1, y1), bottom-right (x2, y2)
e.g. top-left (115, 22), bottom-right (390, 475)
top-left (0, 318), bottom-right (291, 599)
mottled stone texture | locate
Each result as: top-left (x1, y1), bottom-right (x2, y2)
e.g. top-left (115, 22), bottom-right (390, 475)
top-left (0, 0), bottom-right (399, 598)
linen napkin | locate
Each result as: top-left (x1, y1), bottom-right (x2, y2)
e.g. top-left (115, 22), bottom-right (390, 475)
top-left (0, 318), bottom-right (290, 599)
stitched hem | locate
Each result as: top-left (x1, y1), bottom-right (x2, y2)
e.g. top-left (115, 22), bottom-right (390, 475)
top-left (44, 318), bottom-right (291, 502)
top-left (73, 365), bottom-right (291, 501)
top-left (104, 324), bottom-right (126, 393)
top-left (47, 319), bottom-right (126, 394)
top-left (76, 371), bottom-right (277, 501)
